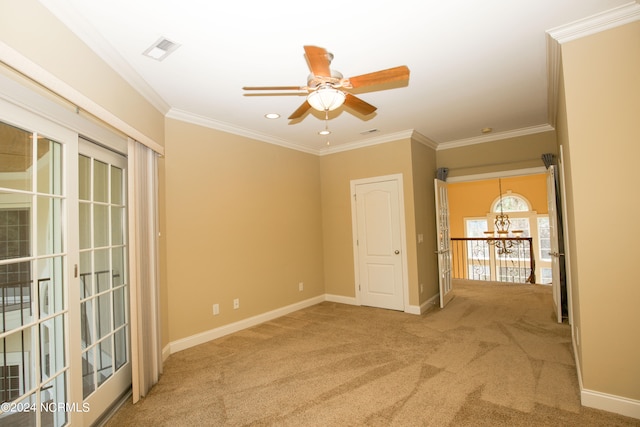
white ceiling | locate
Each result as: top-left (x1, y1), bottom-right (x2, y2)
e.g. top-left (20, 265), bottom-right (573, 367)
top-left (39, 0), bottom-right (632, 153)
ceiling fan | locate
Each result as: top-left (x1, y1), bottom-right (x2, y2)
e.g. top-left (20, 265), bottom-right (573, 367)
top-left (243, 46), bottom-right (410, 120)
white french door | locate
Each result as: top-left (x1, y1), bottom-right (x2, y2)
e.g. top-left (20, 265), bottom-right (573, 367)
top-left (77, 140), bottom-right (131, 425)
top-left (434, 178), bottom-right (453, 308)
top-left (0, 96), bottom-right (130, 426)
top-left (546, 166), bottom-right (563, 323)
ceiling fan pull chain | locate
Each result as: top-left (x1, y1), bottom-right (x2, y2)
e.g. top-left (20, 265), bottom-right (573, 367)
top-left (324, 111), bottom-right (331, 146)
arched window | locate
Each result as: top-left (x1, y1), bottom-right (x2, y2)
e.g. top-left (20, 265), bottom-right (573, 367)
top-left (464, 189), bottom-right (551, 284)
top-left (491, 192), bottom-right (531, 213)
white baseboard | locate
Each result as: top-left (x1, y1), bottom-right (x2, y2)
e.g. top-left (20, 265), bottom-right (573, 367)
top-left (581, 389), bottom-right (640, 420)
top-left (419, 293), bottom-right (439, 314)
top-left (162, 344), bottom-right (171, 362)
top-left (404, 305), bottom-right (421, 315)
top-left (166, 292), bottom-right (443, 359)
top-left (325, 293), bottom-right (357, 305)
top-left (572, 324), bottom-right (640, 419)
top-left (169, 295), bottom-right (325, 354)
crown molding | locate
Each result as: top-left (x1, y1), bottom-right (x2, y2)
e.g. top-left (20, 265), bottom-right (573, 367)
top-left (166, 108), bottom-right (320, 155)
top-left (436, 124), bottom-right (555, 151)
top-left (319, 129), bottom-right (415, 156)
top-left (546, 1), bottom-right (640, 44)
top-left (411, 130), bottom-right (439, 150)
top-left (546, 1), bottom-right (640, 132)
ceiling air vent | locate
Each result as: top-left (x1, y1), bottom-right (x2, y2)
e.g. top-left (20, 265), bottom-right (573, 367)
top-left (143, 37), bottom-right (180, 61)
top-left (360, 128), bottom-right (379, 135)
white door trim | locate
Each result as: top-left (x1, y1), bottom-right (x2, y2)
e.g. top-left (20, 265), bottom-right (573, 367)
top-left (350, 174), bottom-right (410, 312)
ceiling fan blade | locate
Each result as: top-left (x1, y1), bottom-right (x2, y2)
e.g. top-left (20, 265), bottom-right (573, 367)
top-left (344, 93), bottom-right (377, 116)
top-left (347, 66), bottom-right (410, 88)
top-left (243, 86), bottom-right (305, 91)
top-left (304, 45), bottom-right (331, 77)
top-left (288, 100), bottom-right (311, 120)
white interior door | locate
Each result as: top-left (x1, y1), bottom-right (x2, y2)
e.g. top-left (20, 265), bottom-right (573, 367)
top-left (546, 166), bottom-right (563, 323)
top-left (434, 179), bottom-right (453, 308)
top-left (353, 177), bottom-right (405, 311)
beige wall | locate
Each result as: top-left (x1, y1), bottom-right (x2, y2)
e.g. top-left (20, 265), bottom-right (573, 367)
top-left (319, 137), bottom-right (436, 306)
top-left (410, 140), bottom-right (439, 304)
top-left (437, 131), bottom-right (557, 178)
top-left (164, 119), bottom-right (325, 341)
top-left (559, 21), bottom-right (640, 400)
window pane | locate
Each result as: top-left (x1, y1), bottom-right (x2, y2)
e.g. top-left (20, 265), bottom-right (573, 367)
top-left (94, 249), bottom-right (110, 293)
top-left (39, 314), bottom-right (66, 381)
top-left (112, 247), bottom-right (125, 288)
top-left (113, 286), bottom-right (126, 329)
top-left (93, 160), bottom-right (108, 203)
top-left (82, 348), bottom-right (95, 399)
top-left (114, 328), bottom-right (127, 371)
top-left (38, 256), bottom-right (65, 316)
top-left (110, 166), bottom-right (123, 205)
top-left (0, 260), bottom-right (33, 332)
top-left (37, 196), bottom-right (63, 256)
top-left (41, 373), bottom-right (68, 427)
top-left (79, 202), bottom-right (91, 250)
top-left (538, 217), bottom-right (551, 261)
top-left (79, 155), bottom-right (91, 201)
top-left (97, 294), bottom-right (112, 339)
top-left (0, 122), bottom-right (32, 192)
top-left (0, 198), bottom-right (32, 260)
top-left (94, 204), bottom-right (109, 248)
top-left (0, 328), bottom-right (36, 401)
top-left (81, 300), bottom-right (94, 349)
top-left (465, 219), bottom-right (487, 237)
top-left (79, 251), bottom-right (92, 298)
top-left (495, 195), bottom-right (529, 212)
top-left (509, 218), bottom-right (530, 237)
top-left (97, 338), bottom-right (113, 386)
top-left (36, 138), bottom-right (62, 196)
top-left (111, 206), bottom-right (124, 246)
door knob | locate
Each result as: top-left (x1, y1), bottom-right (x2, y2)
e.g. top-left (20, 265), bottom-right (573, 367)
top-left (394, 250), bottom-right (400, 254)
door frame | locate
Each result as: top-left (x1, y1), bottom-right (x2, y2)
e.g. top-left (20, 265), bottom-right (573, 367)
top-left (350, 174), bottom-right (410, 312)
top-left (446, 166), bottom-right (572, 323)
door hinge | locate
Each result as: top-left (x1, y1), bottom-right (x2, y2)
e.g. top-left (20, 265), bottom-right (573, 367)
top-left (74, 264), bottom-right (78, 278)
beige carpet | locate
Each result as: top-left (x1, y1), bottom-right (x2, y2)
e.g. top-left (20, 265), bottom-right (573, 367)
top-left (105, 282), bottom-right (639, 426)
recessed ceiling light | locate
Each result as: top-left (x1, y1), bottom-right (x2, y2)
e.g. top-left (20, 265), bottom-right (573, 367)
top-left (481, 127), bottom-right (493, 134)
top-left (264, 113), bottom-right (280, 119)
top-left (143, 37), bottom-right (180, 61)
top-left (318, 129), bottom-right (331, 135)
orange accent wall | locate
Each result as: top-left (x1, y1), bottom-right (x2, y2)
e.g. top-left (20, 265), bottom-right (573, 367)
top-left (448, 174), bottom-right (548, 237)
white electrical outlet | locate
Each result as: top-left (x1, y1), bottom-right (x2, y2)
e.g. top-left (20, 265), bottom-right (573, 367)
top-left (213, 304), bottom-right (219, 315)
top-left (299, 282), bottom-right (304, 291)
top-left (233, 298), bottom-right (239, 309)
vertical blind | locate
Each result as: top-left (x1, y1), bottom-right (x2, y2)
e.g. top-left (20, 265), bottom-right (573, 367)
top-left (127, 139), bottom-right (162, 402)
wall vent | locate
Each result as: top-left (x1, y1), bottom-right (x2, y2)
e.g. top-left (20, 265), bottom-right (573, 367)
top-left (143, 37), bottom-right (180, 61)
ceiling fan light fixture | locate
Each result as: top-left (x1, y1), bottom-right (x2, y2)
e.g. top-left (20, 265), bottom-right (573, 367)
top-left (307, 86), bottom-right (346, 112)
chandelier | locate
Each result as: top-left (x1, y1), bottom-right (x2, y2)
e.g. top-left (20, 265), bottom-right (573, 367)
top-left (484, 178), bottom-right (524, 255)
